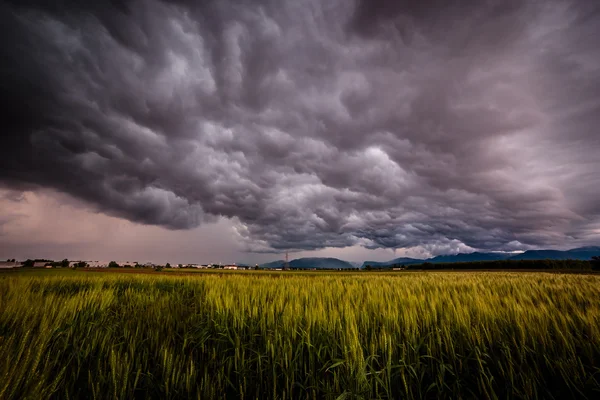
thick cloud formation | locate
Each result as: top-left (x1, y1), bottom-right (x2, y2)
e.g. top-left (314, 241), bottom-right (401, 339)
top-left (1, 0), bottom-right (599, 253)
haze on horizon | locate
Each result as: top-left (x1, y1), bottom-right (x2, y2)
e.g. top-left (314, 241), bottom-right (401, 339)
top-left (1, 0), bottom-right (599, 264)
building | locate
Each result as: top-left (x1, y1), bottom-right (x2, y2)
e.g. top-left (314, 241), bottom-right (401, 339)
top-left (34, 261), bottom-right (51, 268)
top-left (68, 261), bottom-right (89, 268)
top-left (0, 261), bottom-right (18, 269)
top-left (86, 261), bottom-right (109, 268)
top-left (119, 261), bottom-right (136, 268)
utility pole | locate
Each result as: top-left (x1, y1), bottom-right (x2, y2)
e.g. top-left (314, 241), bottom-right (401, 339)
top-left (284, 251), bottom-right (289, 270)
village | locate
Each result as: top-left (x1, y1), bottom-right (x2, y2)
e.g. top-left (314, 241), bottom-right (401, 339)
top-left (0, 259), bottom-right (254, 270)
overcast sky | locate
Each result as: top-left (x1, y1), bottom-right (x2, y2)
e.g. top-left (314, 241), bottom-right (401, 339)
top-left (1, 0), bottom-right (599, 264)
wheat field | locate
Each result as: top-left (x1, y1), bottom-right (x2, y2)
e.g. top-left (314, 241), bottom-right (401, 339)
top-left (0, 270), bottom-right (599, 399)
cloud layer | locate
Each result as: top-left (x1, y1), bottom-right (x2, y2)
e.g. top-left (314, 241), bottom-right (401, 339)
top-left (1, 0), bottom-right (599, 253)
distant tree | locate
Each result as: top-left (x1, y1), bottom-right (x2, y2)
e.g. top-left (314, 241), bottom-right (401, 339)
top-left (108, 261), bottom-right (120, 268)
top-left (592, 256), bottom-right (600, 271)
top-left (178, 264), bottom-right (183, 268)
top-left (254, 265), bottom-right (260, 270)
top-left (60, 259), bottom-right (69, 268)
top-left (165, 263), bottom-right (171, 268)
top-left (23, 259), bottom-right (34, 267)
top-left (365, 264), bottom-right (372, 271)
top-left (155, 265), bottom-right (163, 272)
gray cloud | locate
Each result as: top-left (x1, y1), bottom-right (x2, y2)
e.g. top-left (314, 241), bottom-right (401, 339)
top-left (1, 0), bottom-right (599, 254)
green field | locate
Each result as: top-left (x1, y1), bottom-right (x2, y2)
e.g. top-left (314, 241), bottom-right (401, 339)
top-left (1, 269), bottom-right (599, 399)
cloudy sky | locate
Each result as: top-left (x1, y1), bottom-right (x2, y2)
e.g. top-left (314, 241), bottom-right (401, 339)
top-left (1, 0), bottom-right (599, 264)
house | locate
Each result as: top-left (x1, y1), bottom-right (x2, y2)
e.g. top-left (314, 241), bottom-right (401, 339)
top-left (68, 261), bottom-right (88, 268)
top-left (223, 265), bottom-right (238, 270)
top-left (0, 261), bottom-right (18, 269)
top-left (34, 261), bottom-right (51, 268)
top-left (86, 261), bottom-right (109, 268)
top-left (119, 261), bottom-right (136, 268)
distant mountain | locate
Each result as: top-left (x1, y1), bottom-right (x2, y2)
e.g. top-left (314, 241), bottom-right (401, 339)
top-left (570, 246), bottom-right (600, 252)
top-left (259, 247), bottom-right (600, 271)
top-left (361, 257), bottom-right (423, 268)
top-left (361, 253), bottom-right (510, 268)
top-left (508, 250), bottom-right (568, 260)
top-left (261, 257), bottom-right (355, 269)
top-left (567, 246), bottom-right (600, 257)
top-left (368, 247), bottom-right (600, 268)
top-left (290, 258), bottom-right (355, 269)
top-left (260, 260), bottom-right (285, 269)
top-left (509, 247), bottom-right (600, 261)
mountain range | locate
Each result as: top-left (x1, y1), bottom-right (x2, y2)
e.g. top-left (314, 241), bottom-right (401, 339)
top-left (362, 246), bottom-right (600, 268)
top-left (259, 246), bottom-right (600, 270)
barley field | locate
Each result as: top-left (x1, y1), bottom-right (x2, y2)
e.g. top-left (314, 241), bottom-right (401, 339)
top-left (0, 270), bottom-right (599, 399)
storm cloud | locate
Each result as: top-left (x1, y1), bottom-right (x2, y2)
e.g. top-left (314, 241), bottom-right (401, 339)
top-left (1, 0), bottom-right (599, 254)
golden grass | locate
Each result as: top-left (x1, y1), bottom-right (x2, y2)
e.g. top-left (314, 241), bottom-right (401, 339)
top-left (0, 271), bottom-right (599, 399)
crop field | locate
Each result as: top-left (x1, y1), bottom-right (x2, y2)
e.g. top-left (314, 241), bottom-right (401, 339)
top-left (1, 270), bottom-right (599, 399)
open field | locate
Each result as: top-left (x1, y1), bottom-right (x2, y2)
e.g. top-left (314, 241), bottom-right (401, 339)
top-left (1, 270), bottom-right (599, 399)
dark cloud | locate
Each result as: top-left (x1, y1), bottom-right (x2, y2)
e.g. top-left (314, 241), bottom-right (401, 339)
top-left (1, 0), bottom-right (599, 254)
